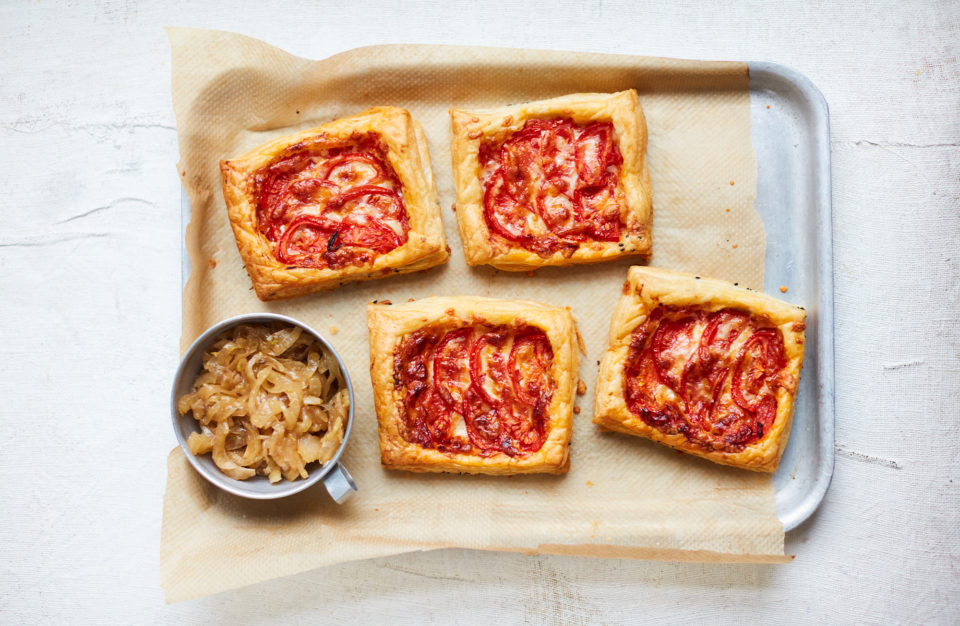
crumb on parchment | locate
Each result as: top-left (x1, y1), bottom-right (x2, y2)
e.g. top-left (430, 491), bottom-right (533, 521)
top-left (329, 325), bottom-right (338, 335)
top-left (577, 379), bottom-right (587, 395)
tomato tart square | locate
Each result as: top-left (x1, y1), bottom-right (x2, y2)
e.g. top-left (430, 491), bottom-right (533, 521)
top-left (367, 296), bottom-right (579, 474)
top-left (220, 107), bottom-right (448, 301)
top-left (449, 90), bottom-right (652, 271)
top-left (593, 266), bottom-right (806, 472)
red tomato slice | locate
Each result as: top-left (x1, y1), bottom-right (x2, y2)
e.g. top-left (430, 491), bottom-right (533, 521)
top-left (318, 153), bottom-right (388, 188)
top-left (483, 169), bottom-right (533, 242)
top-left (575, 122), bottom-right (623, 187)
top-left (698, 310), bottom-right (750, 362)
top-left (408, 387), bottom-right (456, 447)
top-left (623, 311), bottom-right (668, 415)
top-left (395, 329), bottom-right (436, 387)
top-left (731, 329), bottom-right (786, 412)
top-left (535, 191), bottom-right (585, 239)
top-left (679, 310), bottom-right (750, 419)
top-left (335, 215), bottom-right (404, 253)
top-left (537, 118), bottom-right (577, 193)
top-left (576, 182), bottom-right (621, 242)
top-left (394, 324), bottom-right (556, 457)
top-left (258, 153), bottom-right (315, 209)
top-left (322, 185), bottom-right (409, 256)
top-left (469, 330), bottom-right (512, 406)
top-left (651, 314), bottom-right (699, 392)
top-left (508, 329), bottom-right (554, 408)
top-left (276, 214), bottom-right (336, 265)
top-left (330, 185), bottom-right (405, 221)
top-left (462, 387), bottom-right (504, 452)
top-left (432, 327), bottom-right (473, 411)
top-left (287, 178), bottom-right (337, 203)
top-left (498, 131), bottom-right (540, 196)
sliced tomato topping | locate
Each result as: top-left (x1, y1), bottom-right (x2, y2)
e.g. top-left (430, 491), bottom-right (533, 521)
top-left (412, 388), bottom-right (456, 446)
top-left (651, 315), bottom-right (699, 391)
top-left (462, 388), bottom-right (504, 453)
top-left (623, 307), bottom-right (789, 452)
top-left (624, 337), bottom-right (665, 418)
top-left (480, 118), bottom-right (626, 255)
top-left (698, 310), bottom-right (750, 362)
top-left (576, 182), bottom-right (621, 241)
top-left (537, 118), bottom-right (577, 193)
top-left (509, 330), bottom-right (554, 407)
top-left (253, 136), bottom-right (409, 269)
top-left (395, 324), bottom-right (555, 457)
top-left (433, 328), bottom-right (472, 410)
top-left (317, 153), bottom-right (388, 187)
top-left (335, 217), bottom-right (402, 253)
top-left (276, 214), bottom-right (336, 266)
top-left (330, 185), bottom-right (404, 220)
top-left (501, 405), bottom-right (547, 454)
top-left (576, 122), bottom-right (622, 186)
top-left (680, 310), bottom-right (750, 418)
top-left (469, 329), bottom-right (512, 406)
top-left (395, 329), bottom-right (436, 387)
top-left (731, 329), bottom-right (786, 412)
top-left (535, 191), bottom-right (584, 240)
top-left (483, 169), bottom-right (533, 243)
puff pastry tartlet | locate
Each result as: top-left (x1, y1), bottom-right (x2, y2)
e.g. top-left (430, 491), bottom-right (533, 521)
top-left (220, 107), bottom-right (448, 301)
top-left (368, 296), bottom-right (579, 474)
top-left (449, 90), bottom-right (652, 271)
top-left (593, 266), bottom-right (806, 472)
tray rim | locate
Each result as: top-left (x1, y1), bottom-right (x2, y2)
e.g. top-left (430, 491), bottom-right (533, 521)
top-left (177, 56), bottom-right (836, 535)
top-left (748, 60), bottom-right (835, 531)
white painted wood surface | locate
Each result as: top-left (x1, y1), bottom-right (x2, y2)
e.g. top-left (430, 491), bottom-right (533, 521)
top-left (1, 1), bottom-right (958, 623)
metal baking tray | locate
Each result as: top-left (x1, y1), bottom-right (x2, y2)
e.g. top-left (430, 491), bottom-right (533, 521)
top-left (179, 60), bottom-right (835, 533)
top-left (748, 62), bottom-right (834, 531)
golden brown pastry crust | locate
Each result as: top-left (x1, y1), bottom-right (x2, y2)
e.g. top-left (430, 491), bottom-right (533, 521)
top-left (449, 90), bottom-right (652, 270)
top-left (220, 107), bottom-right (448, 301)
top-left (593, 266), bottom-right (806, 472)
top-left (367, 296), bottom-right (579, 474)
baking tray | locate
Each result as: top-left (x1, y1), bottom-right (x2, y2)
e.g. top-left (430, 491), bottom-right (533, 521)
top-left (178, 60), bottom-right (834, 533)
top-left (748, 62), bottom-right (835, 530)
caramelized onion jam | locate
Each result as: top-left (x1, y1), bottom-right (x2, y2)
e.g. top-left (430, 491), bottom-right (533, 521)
top-left (177, 323), bottom-right (348, 482)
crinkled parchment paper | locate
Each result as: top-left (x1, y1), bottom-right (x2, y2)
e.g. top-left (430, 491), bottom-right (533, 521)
top-left (163, 27), bottom-right (784, 603)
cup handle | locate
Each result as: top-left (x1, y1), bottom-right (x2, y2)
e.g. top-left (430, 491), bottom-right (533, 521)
top-left (322, 462), bottom-right (357, 503)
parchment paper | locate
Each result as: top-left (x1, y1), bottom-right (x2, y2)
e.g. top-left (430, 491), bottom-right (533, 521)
top-left (163, 27), bottom-right (784, 603)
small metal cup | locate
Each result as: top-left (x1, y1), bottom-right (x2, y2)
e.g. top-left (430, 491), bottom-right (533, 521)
top-left (170, 313), bottom-right (358, 502)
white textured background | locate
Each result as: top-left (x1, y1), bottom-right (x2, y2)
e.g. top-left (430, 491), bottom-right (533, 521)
top-left (1, 1), bottom-right (958, 623)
